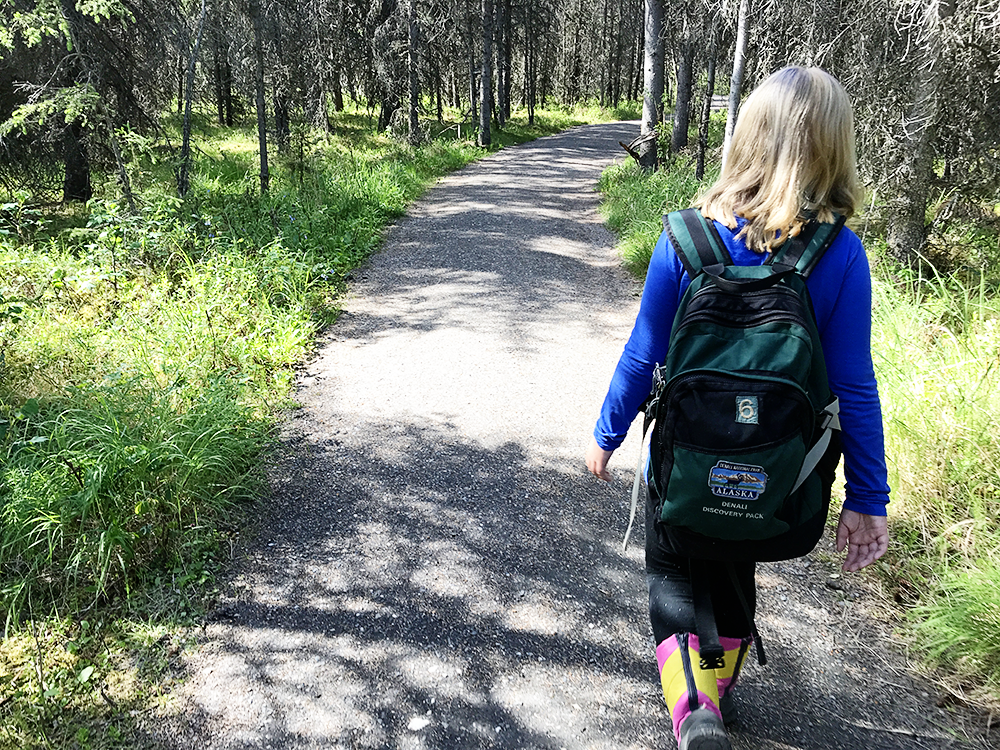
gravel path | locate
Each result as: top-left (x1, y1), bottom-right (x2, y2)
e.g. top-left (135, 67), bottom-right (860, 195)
top-left (157, 123), bottom-right (995, 750)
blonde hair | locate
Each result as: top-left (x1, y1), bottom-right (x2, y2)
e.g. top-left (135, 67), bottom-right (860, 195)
top-left (697, 66), bottom-right (862, 254)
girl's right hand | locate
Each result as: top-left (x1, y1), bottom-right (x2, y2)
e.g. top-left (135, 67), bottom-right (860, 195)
top-left (585, 437), bottom-right (614, 481)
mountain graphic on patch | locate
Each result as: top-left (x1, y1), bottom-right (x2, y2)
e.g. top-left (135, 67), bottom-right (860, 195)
top-left (708, 461), bottom-right (768, 500)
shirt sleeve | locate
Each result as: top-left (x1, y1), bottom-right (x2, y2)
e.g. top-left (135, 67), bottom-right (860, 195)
top-left (812, 234), bottom-right (892, 516)
top-left (593, 231), bottom-right (684, 450)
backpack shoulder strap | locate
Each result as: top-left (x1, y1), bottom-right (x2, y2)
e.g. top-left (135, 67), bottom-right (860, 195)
top-left (663, 209), bottom-right (732, 279)
top-left (769, 213), bottom-right (846, 278)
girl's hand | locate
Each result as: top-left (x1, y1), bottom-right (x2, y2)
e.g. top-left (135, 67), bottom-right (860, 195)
top-left (585, 437), bottom-right (614, 481)
top-left (836, 509), bottom-right (889, 572)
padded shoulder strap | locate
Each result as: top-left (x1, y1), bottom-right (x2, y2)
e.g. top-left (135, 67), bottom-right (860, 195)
top-left (769, 213), bottom-right (846, 279)
top-left (663, 209), bottom-right (732, 279)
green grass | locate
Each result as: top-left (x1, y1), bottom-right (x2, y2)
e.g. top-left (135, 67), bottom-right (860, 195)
top-left (599, 155), bottom-right (715, 275)
top-left (870, 263), bottom-right (1000, 706)
top-left (0, 100), bottom-right (627, 748)
top-left (597, 158), bottom-right (1000, 709)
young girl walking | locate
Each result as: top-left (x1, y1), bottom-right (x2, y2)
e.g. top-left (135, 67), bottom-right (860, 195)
top-left (586, 67), bottom-right (890, 750)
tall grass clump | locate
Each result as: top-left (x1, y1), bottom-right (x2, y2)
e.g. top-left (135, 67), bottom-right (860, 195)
top-left (598, 157), bottom-right (712, 275)
top-left (910, 556), bottom-right (1000, 704)
top-left (871, 263), bottom-right (1000, 704)
top-left (1, 378), bottom-right (264, 630)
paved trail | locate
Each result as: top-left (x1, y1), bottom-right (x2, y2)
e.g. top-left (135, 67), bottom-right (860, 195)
top-left (160, 124), bottom-right (994, 750)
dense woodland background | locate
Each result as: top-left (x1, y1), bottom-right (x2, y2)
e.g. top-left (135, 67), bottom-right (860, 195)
top-left (2, 0), bottom-right (999, 266)
top-left (2, 0), bottom-right (1000, 745)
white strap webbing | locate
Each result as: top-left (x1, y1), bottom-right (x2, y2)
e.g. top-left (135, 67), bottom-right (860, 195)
top-left (622, 421), bottom-right (654, 553)
top-left (791, 397), bottom-right (841, 493)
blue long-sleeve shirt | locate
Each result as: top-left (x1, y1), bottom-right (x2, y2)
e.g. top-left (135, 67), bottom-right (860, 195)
top-left (594, 216), bottom-right (891, 516)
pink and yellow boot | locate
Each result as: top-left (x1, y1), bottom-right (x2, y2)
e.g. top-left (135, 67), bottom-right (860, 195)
top-left (656, 632), bottom-right (731, 750)
top-left (715, 636), bottom-right (753, 724)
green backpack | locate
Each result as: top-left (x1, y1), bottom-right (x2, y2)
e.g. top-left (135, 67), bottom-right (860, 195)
top-left (625, 208), bottom-right (845, 564)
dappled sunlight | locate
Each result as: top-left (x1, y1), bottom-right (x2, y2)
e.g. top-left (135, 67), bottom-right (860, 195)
top-left (491, 665), bottom-right (657, 749)
top-left (172, 415), bottom-right (654, 748)
top-left (410, 541), bottom-right (492, 600)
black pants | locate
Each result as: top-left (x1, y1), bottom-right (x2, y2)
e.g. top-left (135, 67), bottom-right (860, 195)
top-left (645, 486), bottom-right (756, 645)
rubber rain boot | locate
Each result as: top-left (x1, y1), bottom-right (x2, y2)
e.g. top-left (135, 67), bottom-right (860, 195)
top-left (715, 636), bottom-right (753, 724)
top-left (656, 632), bottom-right (731, 750)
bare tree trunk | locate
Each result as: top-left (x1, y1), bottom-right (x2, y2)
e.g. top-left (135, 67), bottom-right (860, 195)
top-left (332, 65), bottom-right (344, 112)
top-left (501, 0), bottom-right (512, 122)
top-left (599, 0), bottom-right (609, 107)
top-left (672, 39), bottom-right (695, 151)
top-left (408, 0), bottom-right (420, 144)
top-left (177, 52), bottom-right (184, 115)
top-left (886, 0), bottom-right (954, 265)
top-left (220, 8), bottom-right (234, 128)
top-left (494, 0), bottom-right (505, 127)
top-left (332, 0), bottom-right (345, 113)
top-left (479, 0), bottom-right (494, 147)
top-left (625, 6), bottom-right (636, 100)
top-left (212, 0), bottom-right (225, 124)
top-left (271, 17), bottom-right (289, 153)
top-left (468, 9), bottom-right (478, 122)
top-left (723, 0), bottom-right (749, 168)
top-left (179, 0), bottom-right (208, 197)
top-left (525, 5), bottom-right (536, 124)
top-left (62, 120), bottom-right (92, 202)
top-left (251, 0), bottom-right (269, 193)
top-left (696, 32), bottom-right (718, 180)
top-left (639, 0), bottom-right (664, 170)
top-left (522, 9), bottom-right (529, 109)
top-left (434, 56), bottom-right (443, 122)
top-left (627, 0), bottom-right (641, 101)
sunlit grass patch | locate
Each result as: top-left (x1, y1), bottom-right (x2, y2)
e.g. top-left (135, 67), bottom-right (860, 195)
top-left (0, 614), bottom-right (190, 749)
top-left (910, 554), bottom-right (1000, 706)
top-left (598, 156), bottom-right (712, 275)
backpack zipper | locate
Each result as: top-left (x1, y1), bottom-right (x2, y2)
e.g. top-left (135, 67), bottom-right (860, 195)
top-left (678, 285), bottom-right (809, 330)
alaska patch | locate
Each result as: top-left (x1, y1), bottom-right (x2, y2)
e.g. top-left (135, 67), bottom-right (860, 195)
top-left (708, 461), bottom-right (768, 501)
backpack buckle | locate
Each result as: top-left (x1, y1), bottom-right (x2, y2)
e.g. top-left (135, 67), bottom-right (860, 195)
top-left (818, 399), bottom-right (842, 431)
top-left (645, 364), bottom-right (667, 419)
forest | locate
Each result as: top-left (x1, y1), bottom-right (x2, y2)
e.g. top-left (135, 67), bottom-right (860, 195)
top-left (1, 0), bottom-right (1000, 745)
